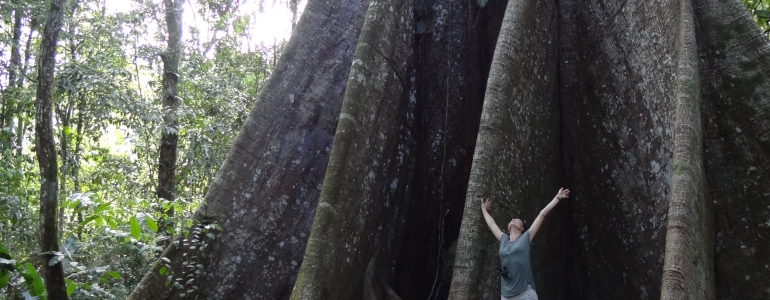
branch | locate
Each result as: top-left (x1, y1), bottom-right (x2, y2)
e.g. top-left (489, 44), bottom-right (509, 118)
top-left (24, 72), bottom-right (37, 84)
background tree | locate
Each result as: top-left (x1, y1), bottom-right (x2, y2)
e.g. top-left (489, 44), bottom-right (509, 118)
top-left (34, 0), bottom-right (70, 298)
top-left (156, 0), bottom-right (183, 245)
top-left (2, 0), bottom-right (288, 298)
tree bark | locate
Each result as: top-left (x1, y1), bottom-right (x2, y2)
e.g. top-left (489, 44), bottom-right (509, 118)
top-left (391, 1), bottom-right (503, 299)
top-left (660, 0), bottom-right (716, 299)
top-left (127, 0), bottom-right (370, 299)
top-left (156, 0), bottom-right (183, 240)
top-left (34, 0), bottom-right (69, 298)
top-left (290, 0), bottom-right (414, 298)
top-left (449, 0), bottom-right (562, 299)
top-left (16, 19), bottom-right (37, 156)
top-left (555, 0), bottom-right (683, 297)
top-left (694, 0), bottom-right (770, 298)
top-left (3, 4), bottom-right (24, 150)
top-left (127, 0), bottom-right (770, 298)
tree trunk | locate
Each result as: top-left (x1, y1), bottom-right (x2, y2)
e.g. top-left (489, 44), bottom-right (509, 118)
top-left (127, 0), bottom-right (371, 299)
top-left (34, 0), bottom-right (69, 298)
top-left (2, 3), bottom-right (23, 151)
top-left (128, 0), bottom-right (770, 298)
top-left (694, 0), bottom-right (770, 298)
top-left (290, 0), bottom-right (415, 298)
top-left (156, 0), bottom-right (183, 241)
top-left (660, 0), bottom-right (715, 299)
top-left (16, 19), bottom-right (36, 157)
top-left (449, 0), bottom-right (563, 299)
top-left (391, 1), bottom-right (503, 299)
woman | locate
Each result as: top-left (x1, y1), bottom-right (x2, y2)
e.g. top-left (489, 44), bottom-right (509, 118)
top-left (480, 188), bottom-right (570, 300)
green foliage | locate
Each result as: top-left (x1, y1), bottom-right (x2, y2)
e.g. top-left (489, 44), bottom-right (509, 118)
top-left (0, 242), bottom-right (48, 299)
top-left (743, 0), bottom-right (770, 37)
top-left (19, 262), bottom-right (47, 300)
top-left (1, 0), bottom-right (289, 298)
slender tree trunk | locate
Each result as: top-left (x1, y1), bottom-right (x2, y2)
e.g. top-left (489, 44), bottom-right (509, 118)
top-left (34, 0), bottom-right (69, 298)
top-left (156, 0), bottom-right (183, 242)
top-left (73, 101), bottom-right (84, 241)
top-left (16, 21), bottom-right (36, 156)
top-left (57, 109), bottom-right (69, 233)
top-left (3, 4), bottom-right (23, 150)
top-left (57, 0), bottom-right (81, 236)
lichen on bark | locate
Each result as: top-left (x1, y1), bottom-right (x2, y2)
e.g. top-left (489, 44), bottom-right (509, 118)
top-left (448, 0), bottom-right (562, 298)
top-left (290, 0), bottom-right (415, 299)
top-left (127, 0), bottom-right (370, 299)
top-left (660, 0), bottom-right (715, 299)
top-left (694, 0), bottom-right (770, 298)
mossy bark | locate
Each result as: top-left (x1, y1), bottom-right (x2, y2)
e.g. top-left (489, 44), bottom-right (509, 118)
top-left (290, 0), bottom-right (414, 299)
top-left (448, 0), bottom-right (562, 299)
top-left (660, 0), bottom-right (715, 299)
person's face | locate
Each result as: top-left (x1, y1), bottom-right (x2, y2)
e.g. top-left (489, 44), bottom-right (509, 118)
top-left (508, 218), bottom-right (524, 233)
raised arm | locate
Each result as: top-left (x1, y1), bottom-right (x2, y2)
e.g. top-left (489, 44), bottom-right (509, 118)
top-left (480, 198), bottom-right (504, 242)
top-left (529, 188), bottom-right (570, 242)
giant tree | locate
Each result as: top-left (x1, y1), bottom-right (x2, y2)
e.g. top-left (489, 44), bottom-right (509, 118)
top-left (130, 0), bottom-right (770, 299)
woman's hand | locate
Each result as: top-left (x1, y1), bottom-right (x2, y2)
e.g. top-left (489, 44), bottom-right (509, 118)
top-left (480, 198), bottom-right (492, 211)
top-left (556, 188), bottom-right (570, 200)
top-left (479, 197), bottom-right (503, 241)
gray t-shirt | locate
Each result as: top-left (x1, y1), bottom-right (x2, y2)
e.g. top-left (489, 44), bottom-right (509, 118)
top-left (499, 231), bottom-right (536, 297)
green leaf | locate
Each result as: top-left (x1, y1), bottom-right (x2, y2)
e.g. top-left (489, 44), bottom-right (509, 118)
top-left (130, 216), bottom-right (141, 240)
top-left (206, 233), bottom-right (216, 240)
top-left (101, 270), bottom-right (121, 283)
top-left (20, 263), bottom-right (46, 298)
top-left (146, 216), bottom-right (158, 232)
top-left (63, 125), bottom-right (73, 136)
top-left (0, 242), bottom-right (10, 258)
top-left (755, 9), bottom-right (770, 19)
top-left (0, 269), bottom-right (9, 289)
top-left (80, 215), bottom-right (100, 226)
top-left (477, 0), bottom-right (489, 7)
top-left (107, 216), bottom-right (118, 230)
top-left (48, 253), bottom-right (64, 266)
top-left (107, 270), bottom-right (121, 279)
top-left (159, 266), bottom-right (167, 275)
top-left (93, 203), bottom-right (111, 214)
top-left (66, 279), bottom-right (76, 295)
